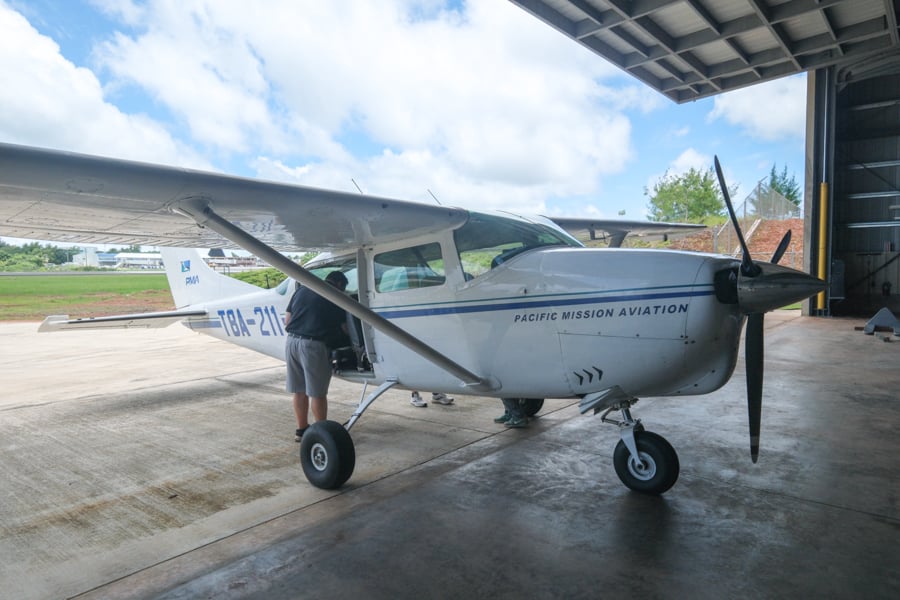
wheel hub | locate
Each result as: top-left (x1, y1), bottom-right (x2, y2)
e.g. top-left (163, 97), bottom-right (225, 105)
top-left (627, 451), bottom-right (657, 481)
top-left (310, 442), bottom-right (328, 471)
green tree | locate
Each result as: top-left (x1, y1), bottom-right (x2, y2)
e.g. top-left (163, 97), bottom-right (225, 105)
top-left (108, 244), bottom-right (143, 253)
top-left (767, 163), bottom-right (801, 206)
top-left (645, 167), bottom-right (727, 222)
top-left (0, 240), bottom-right (71, 270)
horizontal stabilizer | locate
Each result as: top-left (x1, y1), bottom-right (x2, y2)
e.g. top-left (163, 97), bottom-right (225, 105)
top-left (39, 310), bottom-right (207, 332)
top-left (548, 218), bottom-right (704, 247)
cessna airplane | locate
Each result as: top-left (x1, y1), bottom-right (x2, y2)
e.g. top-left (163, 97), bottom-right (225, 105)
top-left (0, 142), bottom-right (823, 494)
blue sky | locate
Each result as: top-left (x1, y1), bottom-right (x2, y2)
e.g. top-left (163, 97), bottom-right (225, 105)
top-left (1, 0), bottom-right (807, 244)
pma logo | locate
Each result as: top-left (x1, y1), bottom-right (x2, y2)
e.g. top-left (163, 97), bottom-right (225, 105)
top-left (180, 260), bottom-right (191, 272)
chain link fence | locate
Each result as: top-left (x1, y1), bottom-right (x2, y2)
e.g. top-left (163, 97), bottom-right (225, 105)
top-left (713, 179), bottom-right (801, 259)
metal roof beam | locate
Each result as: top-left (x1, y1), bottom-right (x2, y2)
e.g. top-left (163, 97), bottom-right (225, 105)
top-left (610, 25), bottom-right (653, 59)
top-left (767, 0), bottom-right (849, 24)
top-left (509, 0), bottom-right (900, 104)
top-left (746, 0), bottom-right (803, 70)
top-left (507, 0), bottom-right (577, 37)
top-left (885, 0), bottom-right (900, 45)
top-left (681, 0), bottom-right (760, 79)
top-left (604, 0), bottom-right (672, 20)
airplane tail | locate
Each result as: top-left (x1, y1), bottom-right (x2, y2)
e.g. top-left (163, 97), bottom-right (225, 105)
top-left (160, 248), bottom-right (262, 308)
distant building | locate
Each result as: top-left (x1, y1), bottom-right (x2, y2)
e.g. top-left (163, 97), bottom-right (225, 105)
top-left (73, 247), bottom-right (116, 267)
top-left (73, 247), bottom-right (97, 267)
top-left (205, 255), bottom-right (260, 269)
top-left (97, 253), bottom-right (118, 268)
top-left (115, 252), bottom-right (163, 269)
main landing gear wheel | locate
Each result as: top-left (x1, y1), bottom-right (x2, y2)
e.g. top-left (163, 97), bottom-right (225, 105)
top-left (299, 420), bottom-right (356, 490)
top-left (519, 398), bottom-right (544, 417)
top-left (613, 431), bottom-right (679, 495)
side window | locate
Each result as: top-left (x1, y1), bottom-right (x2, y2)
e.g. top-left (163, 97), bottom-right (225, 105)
top-left (374, 242), bottom-right (446, 293)
top-left (307, 257), bottom-right (359, 296)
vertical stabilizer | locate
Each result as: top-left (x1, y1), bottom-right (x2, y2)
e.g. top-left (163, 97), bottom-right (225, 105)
top-left (160, 248), bottom-right (261, 308)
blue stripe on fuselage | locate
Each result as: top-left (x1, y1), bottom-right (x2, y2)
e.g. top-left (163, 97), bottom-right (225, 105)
top-left (187, 319), bottom-right (222, 329)
top-left (375, 288), bottom-right (714, 319)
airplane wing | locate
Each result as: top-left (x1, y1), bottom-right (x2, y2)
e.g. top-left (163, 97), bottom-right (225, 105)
top-left (548, 217), bottom-right (705, 247)
top-left (39, 310), bottom-right (207, 332)
top-left (1, 143), bottom-right (491, 390)
top-left (0, 143), bottom-right (467, 251)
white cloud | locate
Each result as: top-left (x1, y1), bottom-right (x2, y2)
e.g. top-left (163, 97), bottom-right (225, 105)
top-left (643, 147), bottom-right (711, 194)
top-left (0, 3), bottom-right (208, 167)
top-left (669, 148), bottom-right (711, 174)
top-left (0, 0), bottom-right (672, 216)
top-left (84, 0), bottom-right (636, 211)
top-left (707, 74), bottom-right (806, 141)
top-left (87, 0), bottom-right (146, 26)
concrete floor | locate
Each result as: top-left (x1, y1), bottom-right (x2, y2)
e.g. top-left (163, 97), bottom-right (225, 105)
top-left (0, 312), bottom-right (897, 599)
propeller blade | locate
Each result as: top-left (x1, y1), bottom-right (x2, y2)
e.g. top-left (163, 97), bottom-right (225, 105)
top-left (745, 313), bottom-right (764, 463)
top-left (770, 230), bottom-right (791, 265)
top-left (714, 156), bottom-right (759, 277)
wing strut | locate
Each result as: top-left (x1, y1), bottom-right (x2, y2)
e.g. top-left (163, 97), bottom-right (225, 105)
top-left (175, 201), bottom-right (496, 393)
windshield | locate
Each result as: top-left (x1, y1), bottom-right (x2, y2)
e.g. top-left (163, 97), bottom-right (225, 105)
top-left (454, 213), bottom-right (580, 278)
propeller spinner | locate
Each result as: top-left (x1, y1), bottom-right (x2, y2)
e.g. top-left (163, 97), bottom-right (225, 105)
top-left (713, 156), bottom-right (824, 463)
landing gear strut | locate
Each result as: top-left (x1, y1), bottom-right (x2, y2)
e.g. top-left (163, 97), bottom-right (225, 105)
top-left (300, 380), bottom-right (398, 490)
top-left (601, 401), bottom-right (679, 495)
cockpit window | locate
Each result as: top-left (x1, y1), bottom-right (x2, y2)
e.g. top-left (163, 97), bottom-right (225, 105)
top-left (374, 242), bottom-right (445, 293)
top-left (454, 213), bottom-right (580, 278)
top-left (306, 255), bottom-right (359, 295)
top-left (275, 278), bottom-right (293, 295)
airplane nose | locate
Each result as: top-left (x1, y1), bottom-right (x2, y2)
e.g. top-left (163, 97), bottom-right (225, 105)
top-left (737, 262), bottom-right (826, 314)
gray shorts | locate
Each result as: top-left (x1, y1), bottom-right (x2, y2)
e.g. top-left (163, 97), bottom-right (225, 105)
top-left (285, 336), bottom-right (332, 398)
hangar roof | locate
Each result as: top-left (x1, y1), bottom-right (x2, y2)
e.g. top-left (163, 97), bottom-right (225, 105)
top-left (510, 0), bottom-right (900, 102)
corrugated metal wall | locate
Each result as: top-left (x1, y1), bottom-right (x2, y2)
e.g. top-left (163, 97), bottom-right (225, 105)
top-left (832, 73), bottom-right (900, 315)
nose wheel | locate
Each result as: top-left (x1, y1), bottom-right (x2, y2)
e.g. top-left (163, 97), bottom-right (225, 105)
top-left (612, 430), bottom-right (679, 494)
top-left (602, 402), bottom-right (679, 495)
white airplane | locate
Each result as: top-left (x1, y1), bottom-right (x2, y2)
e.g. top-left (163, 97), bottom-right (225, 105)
top-left (0, 143), bottom-right (823, 494)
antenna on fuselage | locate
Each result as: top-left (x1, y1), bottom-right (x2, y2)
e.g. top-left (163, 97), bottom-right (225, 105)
top-left (427, 189), bottom-right (442, 206)
top-left (351, 179), bottom-right (364, 194)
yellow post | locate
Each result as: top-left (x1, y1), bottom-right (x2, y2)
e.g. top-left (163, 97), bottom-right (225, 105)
top-left (817, 182), bottom-right (828, 310)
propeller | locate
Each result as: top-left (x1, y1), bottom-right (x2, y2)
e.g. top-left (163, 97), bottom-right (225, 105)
top-left (771, 230), bottom-right (791, 265)
top-left (713, 156), bottom-right (823, 463)
top-left (716, 157), bottom-right (760, 279)
top-left (714, 156), bottom-right (764, 463)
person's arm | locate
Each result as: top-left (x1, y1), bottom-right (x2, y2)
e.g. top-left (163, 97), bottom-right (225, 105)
top-left (285, 287), bottom-right (301, 326)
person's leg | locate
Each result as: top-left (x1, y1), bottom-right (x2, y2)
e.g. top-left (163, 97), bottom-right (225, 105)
top-left (301, 339), bottom-right (332, 425)
top-left (495, 398), bottom-right (513, 423)
top-left (293, 392), bottom-right (310, 429)
top-left (501, 398), bottom-right (528, 428)
top-left (309, 395), bottom-right (327, 422)
top-left (431, 392), bottom-right (453, 405)
top-left (286, 337), bottom-right (310, 441)
top-left (410, 391), bottom-right (427, 407)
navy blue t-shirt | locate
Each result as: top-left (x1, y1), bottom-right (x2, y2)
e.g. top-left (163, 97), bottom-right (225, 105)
top-left (285, 286), bottom-right (346, 342)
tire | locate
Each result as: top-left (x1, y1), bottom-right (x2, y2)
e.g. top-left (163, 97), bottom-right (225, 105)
top-left (613, 430), bottom-right (679, 495)
top-left (518, 398), bottom-right (544, 417)
top-left (299, 420), bottom-right (356, 489)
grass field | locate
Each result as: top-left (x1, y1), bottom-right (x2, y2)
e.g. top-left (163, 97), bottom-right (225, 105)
top-left (0, 272), bottom-right (805, 322)
top-left (0, 274), bottom-right (175, 321)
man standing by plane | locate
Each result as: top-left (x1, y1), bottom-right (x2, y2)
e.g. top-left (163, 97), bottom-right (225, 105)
top-left (284, 271), bottom-right (349, 442)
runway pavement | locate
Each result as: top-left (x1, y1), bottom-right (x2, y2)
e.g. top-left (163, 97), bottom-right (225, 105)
top-left (0, 313), bottom-right (897, 599)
